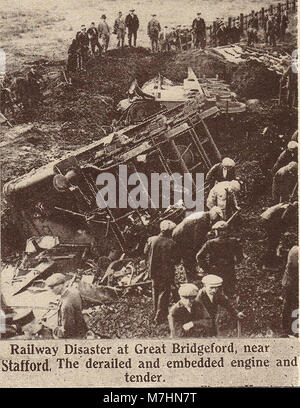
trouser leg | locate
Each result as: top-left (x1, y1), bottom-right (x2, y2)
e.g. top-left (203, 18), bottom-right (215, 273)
top-left (128, 31), bottom-right (132, 47)
top-left (133, 31), bottom-right (137, 46)
top-left (154, 280), bottom-right (171, 323)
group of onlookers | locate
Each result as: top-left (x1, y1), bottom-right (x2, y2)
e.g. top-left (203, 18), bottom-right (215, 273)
top-left (67, 9), bottom-right (140, 71)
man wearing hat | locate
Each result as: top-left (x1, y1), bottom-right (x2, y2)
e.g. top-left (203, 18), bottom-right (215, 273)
top-left (196, 221), bottom-right (244, 296)
top-left (272, 141), bottom-right (298, 174)
top-left (168, 283), bottom-right (212, 337)
top-left (147, 14), bottom-right (161, 53)
top-left (272, 161), bottom-right (298, 203)
top-left (196, 275), bottom-right (244, 336)
top-left (45, 273), bottom-right (87, 339)
top-left (144, 220), bottom-right (180, 324)
top-left (113, 12), bottom-right (126, 48)
top-left (192, 12), bottom-right (206, 49)
top-left (76, 25), bottom-right (89, 70)
top-left (260, 201), bottom-right (298, 271)
top-left (125, 9), bottom-right (139, 47)
top-left (206, 157), bottom-right (236, 189)
top-left (172, 207), bottom-right (223, 282)
top-left (98, 15), bottom-right (110, 53)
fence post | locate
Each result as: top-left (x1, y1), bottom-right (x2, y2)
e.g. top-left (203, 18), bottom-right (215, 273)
top-left (278, 3), bottom-right (282, 13)
top-left (240, 13), bottom-right (244, 32)
top-left (213, 21), bottom-right (217, 46)
top-left (209, 25), bottom-right (212, 45)
top-left (270, 4), bottom-right (273, 14)
top-left (228, 17), bottom-right (232, 28)
top-left (292, 0), bottom-right (296, 12)
top-left (286, 0), bottom-right (289, 10)
top-left (260, 7), bottom-right (265, 28)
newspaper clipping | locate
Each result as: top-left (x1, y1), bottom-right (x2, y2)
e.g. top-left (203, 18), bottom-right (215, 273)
top-left (0, 0), bottom-right (299, 389)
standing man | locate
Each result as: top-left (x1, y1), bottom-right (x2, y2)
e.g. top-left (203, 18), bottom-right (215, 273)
top-left (168, 284), bottom-right (212, 338)
top-left (125, 9), bottom-right (139, 47)
top-left (196, 221), bottom-right (244, 296)
top-left (280, 11), bottom-right (289, 42)
top-left (147, 14), bottom-right (161, 53)
top-left (76, 25), bottom-right (89, 69)
top-left (87, 22), bottom-right (101, 56)
top-left (144, 220), bottom-right (180, 325)
top-left (216, 21), bottom-right (228, 46)
top-left (281, 246), bottom-right (299, 337)
top-left (196, 275), bottom-right (245, 336)
top-left (192, 12), bottom-right (206, 49)
top-left (45, 273), bottom-right (87, 339)
top-left (172, 206), bottom-right (223, 282)
top-left (98, 15), bottom-right (110, 54)
top-left (114, 11), bottom-right (126, 48)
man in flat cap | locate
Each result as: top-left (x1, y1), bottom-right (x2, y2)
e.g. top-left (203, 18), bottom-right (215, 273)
top-left (147, 14), bottom-right (161, 53)
top-left (281, 246), bottom-right (299, 337)
top-left (46, 273), bottom-right (87, 339)
top-left (272, 141), bottom-right (298, 174)
top-left (125, 9), bottom-right (139, 47)
top-left (192, 12), bottom-right (206, 49)
top-left (196, 275), bottom-right (244, 336)
top-left (76, 25), bottom-right (89, 69)
top-left (168, 283), bottom-right (212, 337)
top-left (206, 157), bottom-right (236, 189)
top-left (196, 221), bottom-right (244, 296)
top-left (172, 206), bottom-right (223, 282)
top-left (260, 201), bottom-right (298, 271)
top-left (272, 161), bottom-right (298, 203)
top-left (98, 15), bottom-right (110, 54)
top-left (144, 220), bottom-right (180, 324)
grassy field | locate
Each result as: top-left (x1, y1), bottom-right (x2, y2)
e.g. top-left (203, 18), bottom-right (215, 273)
top-left (1, 0), bottom-right (279, 71)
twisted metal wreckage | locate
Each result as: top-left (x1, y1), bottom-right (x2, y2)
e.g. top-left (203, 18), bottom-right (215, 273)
top-left (1, 69), bottom-right (247, 337)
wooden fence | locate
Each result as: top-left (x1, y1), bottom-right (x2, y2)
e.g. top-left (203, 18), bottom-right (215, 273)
top-left (179, 0), bottom-right (298, 48)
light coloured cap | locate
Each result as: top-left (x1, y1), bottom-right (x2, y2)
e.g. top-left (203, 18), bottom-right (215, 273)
top-left (178, 283), bottom-right (199, 298)
top-left (287, 141), bottom-right (298, 150)
top-left (160, 219), bottom-right (176, 232)
top-left (202, 274), bottom-right (223, 287)
top-left (229, 180), bottom-right (241, 192)
top-left (212, 220), bottom-right (228, 230)
top-left (45, 273), bottom-right (66, 288)
top-left (287, 161), bottom-right (298, 172)
top-left (222, 157), bottom-right (235, 167)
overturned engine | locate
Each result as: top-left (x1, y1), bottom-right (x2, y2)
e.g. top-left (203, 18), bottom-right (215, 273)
top-left (3, 98), bottom-right (221, 258)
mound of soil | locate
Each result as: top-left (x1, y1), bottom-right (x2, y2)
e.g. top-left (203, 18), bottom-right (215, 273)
top-left (231, 60), bottom-right (280, 100)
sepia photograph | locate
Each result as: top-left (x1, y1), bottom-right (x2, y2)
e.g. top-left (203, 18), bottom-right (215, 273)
top-left (0, 0), bottom-right (298, 348)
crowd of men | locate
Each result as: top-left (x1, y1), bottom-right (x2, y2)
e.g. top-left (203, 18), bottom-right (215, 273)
top-left (5, 135), bottom-right (297, 340)
top-left (67, 9), bottom-right (140, 71)
top-left (143, 136), bottom-right (298, 339)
